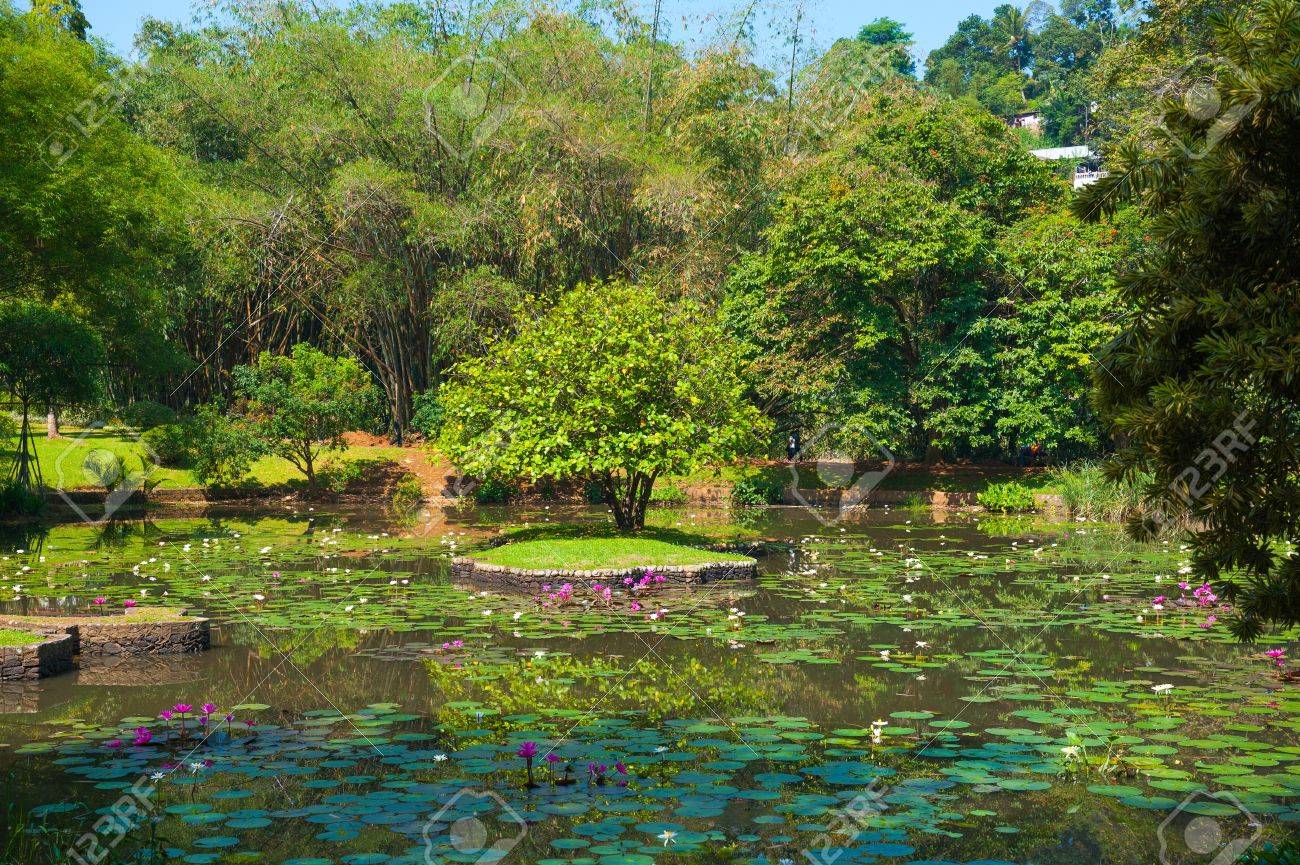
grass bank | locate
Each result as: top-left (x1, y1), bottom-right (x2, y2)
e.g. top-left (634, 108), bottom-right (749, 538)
top-left (473, 536), bottom-right (751, 570)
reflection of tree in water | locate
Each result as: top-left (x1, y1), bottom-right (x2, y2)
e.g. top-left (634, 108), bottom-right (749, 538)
top-left (424, 653), bottom-right (779, 722)
top-left (89, 516), bottom-right (163, 551)
top-left (0, 520), bottom-right (48, 560)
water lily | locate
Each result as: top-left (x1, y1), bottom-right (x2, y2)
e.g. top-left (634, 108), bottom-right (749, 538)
top-left (123, 599), bottom-right (137, 608)
top-left (133, 727), bottom-right (152, 746)
top-left (658, 830), bottom-right (677, 846)
top-left (1152, 683), bottom-right (1174, 694)
top-left (201, 703), bottom-right (216, 715)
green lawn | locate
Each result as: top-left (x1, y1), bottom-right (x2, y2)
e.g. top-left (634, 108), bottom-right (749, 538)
top-left (0, 628), bottom-right (43, 647)
top-left (6, 427), bottom-right (412, 490)
top-left (473, 535), bottom-right (751, 570)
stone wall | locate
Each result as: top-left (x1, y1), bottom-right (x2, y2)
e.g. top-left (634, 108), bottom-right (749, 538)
top-left (0, 609), bottom-right (210, 657)
top-left (0, 632), bottom-right (75, 681)
top-left (450, 557), bottom-right (756, 591)
top-left (73, 617), bottom-right (211, 656)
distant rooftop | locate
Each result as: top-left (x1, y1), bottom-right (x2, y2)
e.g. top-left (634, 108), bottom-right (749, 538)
top-left (1030, 145), bottom-right (1094, 160)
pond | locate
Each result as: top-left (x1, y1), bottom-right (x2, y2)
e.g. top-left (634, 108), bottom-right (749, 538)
top-left (2, 505), bottom-right (1297, 865)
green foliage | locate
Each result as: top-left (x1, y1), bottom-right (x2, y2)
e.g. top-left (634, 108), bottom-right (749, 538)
top-left (730, 475), bottom-right (785, 508)
top-left (119, 400), bottom-right (178, 430)
top-left (0, 479), bottom-right (43, 517)
top-left (391, 474), bottom-right (423, 514)
top-left (924, 1), bottom-right (1132, 144)
top-left (978, 480), bottom-right (1038, 513)
top-left (232, 344), bottom-right (379, 487)
top-left (188, 403), bottom-right (263, 489)
top-left (0, 301), bottom-right (103, 492)
top-left (727, 87), bottom-right (1061, 460)
top-left (0, 9), bottom-right (189, 384)
top-left (1048, 462), bottom-right (1144, 522)
top-left (319, 457), bottom-right (386, 494)
top-left (977, 207), bottom-right (1143, 458)
top-left (855, 17), bottom-right (917, 76)
top-left (473, 477), bottom-right (514, 505)
top-left (649, 482), bottom-right (689, 506)
top-left (1074, 0), bottom-right (1300, 640)
top-left (409, 389), bottom-right (445, 439)
top-left (439, 281), bottom-right (767, 530)
top-left (141, 422), bottom-right (193, 468)
top-left (1243, 841), bottom-right (1300, 865)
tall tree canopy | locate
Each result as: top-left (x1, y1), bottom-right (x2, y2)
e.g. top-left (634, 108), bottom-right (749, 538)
top-left (1075, 0), bottom-right (1300, 639)
top-left (0, 5), bottom-right (189, 393)
top-left (725, 87), bottom-right (1085, 460)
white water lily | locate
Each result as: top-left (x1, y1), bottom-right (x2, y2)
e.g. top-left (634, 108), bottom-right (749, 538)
top-left (1152, 683), bottom-right (1174, 694)
top-left (657, 830), bottom-right (677, 846)
top-left (433, 753), bottom-right (447, 762)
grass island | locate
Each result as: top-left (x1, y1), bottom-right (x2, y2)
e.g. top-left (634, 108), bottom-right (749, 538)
top-left (453, 528), bottom-right (758, 590)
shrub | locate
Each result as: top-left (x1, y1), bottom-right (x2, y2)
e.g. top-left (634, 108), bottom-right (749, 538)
top-left (730, 475), bottom-right (784, 508)
top-left (82, 450), bottom-right (125, 491)
top-left (119, 400), bottom-right (177, 430)
top-left (0, 480), bottom-right (43, 516)
top-left (190, 403), bottom-right (264, 488)
top-left (142, 422), bottom-right (194, 468)
top-left (650, 483), bottom-right (688, 505)
top-left (977, 480), bottom-right (1038, 513)
top-left (410, 389), bottom-right (444, 438)
top-left (318, 457), bottom-right (385, 493)
top-left (1048, 462), bottom-right (1144, 522)
top-left (391, 474), bottom-right (424, 513)
top-left (473, 477), bottom-right (513, 504)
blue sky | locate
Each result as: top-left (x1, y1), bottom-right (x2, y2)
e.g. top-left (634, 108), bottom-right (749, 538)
top-left (80, 0), bottom-right (1004, 65)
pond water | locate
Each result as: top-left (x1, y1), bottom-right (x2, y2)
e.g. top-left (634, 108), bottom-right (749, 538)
top-left (2, 505), bottom-right (1297, 865)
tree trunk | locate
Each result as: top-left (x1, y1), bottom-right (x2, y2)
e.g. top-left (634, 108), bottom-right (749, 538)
top-left (46, 410), bottom-right (62, 439)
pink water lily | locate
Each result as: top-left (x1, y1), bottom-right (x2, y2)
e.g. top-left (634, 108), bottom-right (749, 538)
top-left (173, 703), bottom-right (192, 714)
top-left (105, 739), bottom-right (122, 749)
top-left (124, 599), bottom-right (137, 608)
top-left (133, 727), bottom-right (152, 746)
top-left (201, 703), bottom-right (217, 714)
top-left (517, 741), bottom-right (538, 759)
top-left (93, 597), bottom-right (107, 605)
top-left (159, 710), bottom-right (174, 721)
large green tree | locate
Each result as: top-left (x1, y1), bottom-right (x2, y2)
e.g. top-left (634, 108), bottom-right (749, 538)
top-left (0, 5), bottom-right (189, 395)
top-left (438, 282), bottom-right (766, 530)
top-left (726, 86), bottom-right (1061, 459)
top-left (1075, 0), bottom-right (1300, 639)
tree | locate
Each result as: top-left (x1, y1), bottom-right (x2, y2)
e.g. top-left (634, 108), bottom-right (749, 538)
top-left (232, 344), bottom-right (379, 487)
top-left (855, 17), bottom-right (916, 76)
top-left (726, 86), bottom-right (1061, 459)
top-left (0, 6), bottom-right (189, 397)
top-left (0, 302), bottom-right (103, 493)
top-left (438, 282), bottom-right (767, 530)
top-left (1074, 0), bottom-right (1300, 639)
top-left (978, 207), bottom-right (1142, 458)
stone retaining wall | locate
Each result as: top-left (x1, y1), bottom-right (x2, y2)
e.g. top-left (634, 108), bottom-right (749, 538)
top-left (0, 632), bottom-right (75, 681)
top-left (450, 557), bottom-right (756, 591)
top-left (0, 609), bottom-right (210, 657)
